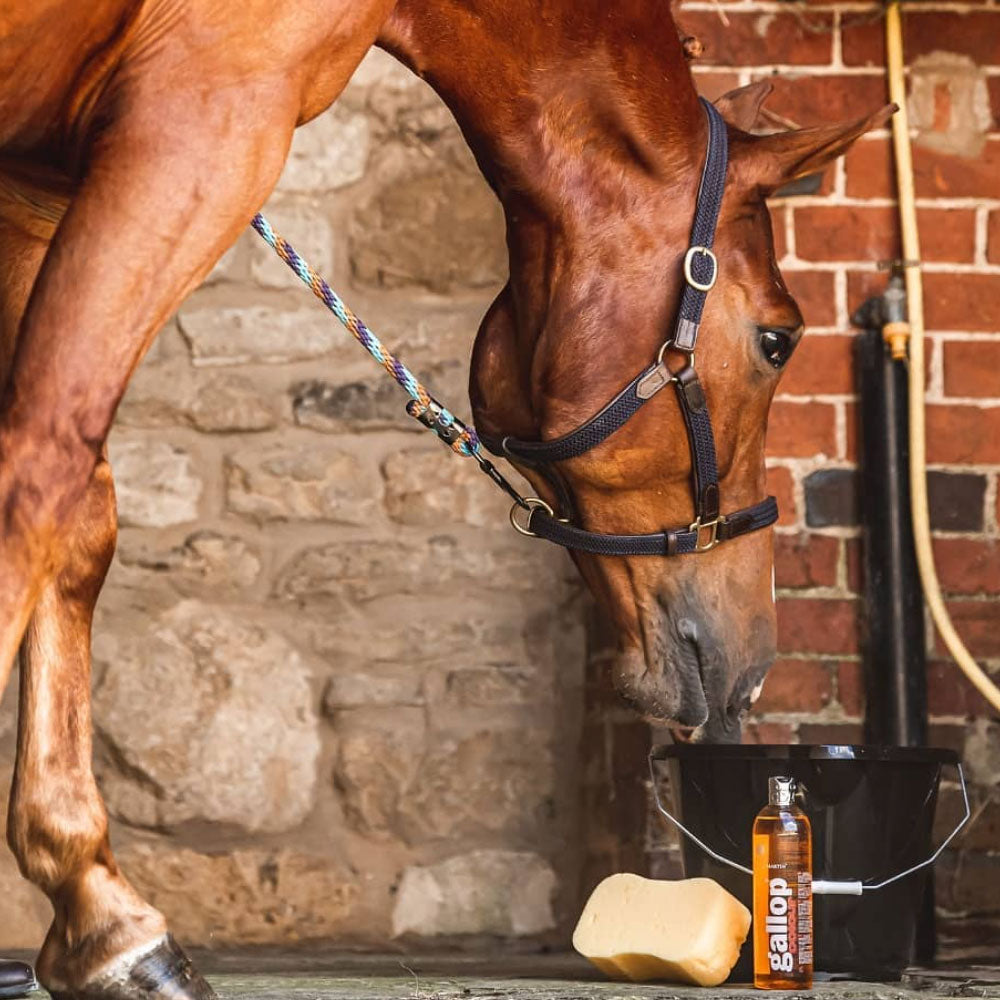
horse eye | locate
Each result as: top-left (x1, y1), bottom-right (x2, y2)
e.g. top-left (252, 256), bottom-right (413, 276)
top-left (759, 328), bottom-right (795, 369)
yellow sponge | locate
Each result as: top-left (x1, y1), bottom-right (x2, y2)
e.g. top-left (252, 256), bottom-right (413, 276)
top-left (572, 874), bottom-right (751, 986)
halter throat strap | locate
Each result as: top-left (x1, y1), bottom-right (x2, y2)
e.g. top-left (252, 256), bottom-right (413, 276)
top-left (483, 98), bottom-right (779, 557)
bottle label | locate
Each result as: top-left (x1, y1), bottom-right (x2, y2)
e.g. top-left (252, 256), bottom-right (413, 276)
top-left (765, 865), bottom-right (812, 973)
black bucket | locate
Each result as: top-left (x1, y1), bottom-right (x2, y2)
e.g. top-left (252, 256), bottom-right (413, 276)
top-left (650, 744), bottom-right (964, 982)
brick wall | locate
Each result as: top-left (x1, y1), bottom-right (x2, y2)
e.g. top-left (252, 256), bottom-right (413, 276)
top-left (671, 0), bottom-right (1000, 954)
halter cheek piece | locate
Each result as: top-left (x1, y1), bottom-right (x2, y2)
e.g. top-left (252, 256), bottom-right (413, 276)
top-left (479, 99), bottom-right (779, 557)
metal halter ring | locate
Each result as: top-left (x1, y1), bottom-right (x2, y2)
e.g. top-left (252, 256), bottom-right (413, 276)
top-left (509, 497), bottom-right (556, 537)
top-left (683, 245), bottom-right (718, 292)
top-left (656, 339), bottom-right (696, 368)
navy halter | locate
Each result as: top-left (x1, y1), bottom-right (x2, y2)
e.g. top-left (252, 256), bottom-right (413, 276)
top-left (480, 98), bottom-right (779, 557)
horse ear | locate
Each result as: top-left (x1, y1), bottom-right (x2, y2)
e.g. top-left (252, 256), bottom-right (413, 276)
top-left (713, 80), bottom-right (774, 132)
top-left (751, 104), bottom-right (897, 191)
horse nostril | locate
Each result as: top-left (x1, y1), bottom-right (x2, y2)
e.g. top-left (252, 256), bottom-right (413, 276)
top-left (670, 617), bottom-right (710, 729)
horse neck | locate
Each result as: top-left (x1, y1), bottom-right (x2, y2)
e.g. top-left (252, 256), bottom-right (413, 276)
top-left (378, 0), bottom-right (705, 340)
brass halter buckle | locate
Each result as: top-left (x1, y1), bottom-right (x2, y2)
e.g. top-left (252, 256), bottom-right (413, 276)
top-left (683, 245), bottom-right (718, 292)
top-left (690, 514), bottom-right (725, 552)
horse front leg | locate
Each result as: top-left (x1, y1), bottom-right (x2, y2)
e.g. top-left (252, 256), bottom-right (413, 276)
top-left (9, 456), bottom-right (192, 999)
top-left (0, 82), bottom-right (295, 998)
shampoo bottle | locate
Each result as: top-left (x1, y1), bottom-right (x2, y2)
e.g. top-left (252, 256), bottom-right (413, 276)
top-left (753, 776), bottom-right (813, 990)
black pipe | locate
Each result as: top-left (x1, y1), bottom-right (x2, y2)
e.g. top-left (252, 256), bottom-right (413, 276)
top-left (852, 269), bottom-right (934, 964)
top-left (852, 271), bottom-right (927, 748)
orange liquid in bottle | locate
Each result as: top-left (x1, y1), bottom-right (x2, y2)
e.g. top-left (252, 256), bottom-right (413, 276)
top-left (753, 777), bottom-right (813, 990)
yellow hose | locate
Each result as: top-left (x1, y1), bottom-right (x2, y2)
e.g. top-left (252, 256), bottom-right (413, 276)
top-left (885, 0), bottom-right (1000, 713)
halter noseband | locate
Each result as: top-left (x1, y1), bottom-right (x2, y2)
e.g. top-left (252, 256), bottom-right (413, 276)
top-left (480, 98), bottom-right (779, 557)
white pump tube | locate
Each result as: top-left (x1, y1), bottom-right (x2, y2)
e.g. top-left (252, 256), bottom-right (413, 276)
top-left (812, 881), bottom-right (863, 896)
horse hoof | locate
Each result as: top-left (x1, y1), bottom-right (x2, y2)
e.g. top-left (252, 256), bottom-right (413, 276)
top-left (50, 936), bottom-right (218, 1000)
top-left (0, 957), bottom-right (38, 998)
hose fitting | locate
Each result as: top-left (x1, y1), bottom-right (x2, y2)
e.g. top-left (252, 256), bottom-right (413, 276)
top-left (882, 320), bottom-right (910, 361)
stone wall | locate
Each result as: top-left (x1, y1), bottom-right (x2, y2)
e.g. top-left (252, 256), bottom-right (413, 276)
top-left (0, 50), bottom-right (587, 949)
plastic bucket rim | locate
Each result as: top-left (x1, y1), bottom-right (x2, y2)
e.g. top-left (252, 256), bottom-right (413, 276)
top-left (651, 743), bottom-right (959, 764)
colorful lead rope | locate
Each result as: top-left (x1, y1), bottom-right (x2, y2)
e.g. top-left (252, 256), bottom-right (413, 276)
top-left (251, 213), bottom-right (482, 458)
top-left (250, 213), bottom-right (528, 507)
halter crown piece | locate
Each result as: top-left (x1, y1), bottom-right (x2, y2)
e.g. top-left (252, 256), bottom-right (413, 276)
top-left (253, 98), bottom-right (777, 558)
top-left (479, 99), bottom-right (779, 556)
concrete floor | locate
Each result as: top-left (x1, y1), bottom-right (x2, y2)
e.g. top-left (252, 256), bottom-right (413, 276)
top-left (15, 952), bottom-right (1000, 999)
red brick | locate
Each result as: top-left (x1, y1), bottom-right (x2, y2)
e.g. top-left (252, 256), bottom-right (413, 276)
top-left (758, 73), bottom-right (888, 128)
top-left (839, 11), bottom-right (889, 67)
top-left (694, 71), bottom-right (743, 103)
top-left (929, 470), bottom-right (988, 532)
top-left (843, 401), bottom-right (858, 463)
top-left (794, 205), bottom-right (975, 264)
top-left (797, 722), bottom-right (865, 746)
top-left (754, 658), bottom-right (834, 714)
top-left (777, 597), bottom-right (861, 655)
top-left (842, 11), bottom-right (1000, 68)
top-left (766, 400), bottom-right (837, 458)
top-left (943, 341), bottom-right (1000, 399)
top-left (836, 660), bottom-right (864, 716)
top-left (915, 141), bottom-right (1000, 200)
top-left (771, 205), bottom-right (789, 263)
top-left (846, 270), bottom-right (887, 320)
top-left (938, 852), bottom-right (1000, 918)
top-left (742, 722), bottom-right (796, 745)
top-left (767, 465), bottom-right (797, 526)
top-left (782, 271), bottom-right (836, 328)
top-left (845, 538), bottom-right (863, 595)
top-left (934, 600), bottom-right (1000, 659)
top-left (907, 11), bottom-right (1000, 64)
top-left (927, 723), bottom-right (967, 757)
top-left (932, 539), bottom-right (1000, 596)
top-left (928, 659), bottom-right (1000, 718)
top-left (991, 77), bottom-right (1000, 132)
top-left (805, 467), bottom-right (858, 527)
top-left (915, 209), bottom-right (977, 263)
top-left (774, 533), bottom-right (840, 589)
top-left (680, 11), bottom-right (834, 67)
top-left (925, 404), bottom-right (1000, 464)
top-left (845, 137), bottom-right (893, 199)
top-left (610, 720), bottom-right (652, 779)
top-left (796, 205), bottom-right (897, 263)
top-left (847, 137), bottom-right (1000, 201)
top-left (779, 334), bottom-right (852, 396)
top-left (923, 273), bottom-right (1000, 333)
top-left (988, 210), bottom-right (1000, 266)
top-left (936, 791), bottom-right (1000, 853)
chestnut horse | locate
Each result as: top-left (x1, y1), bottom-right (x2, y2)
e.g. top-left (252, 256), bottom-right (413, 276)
top-left (0, 0), bottom-right (889, 996)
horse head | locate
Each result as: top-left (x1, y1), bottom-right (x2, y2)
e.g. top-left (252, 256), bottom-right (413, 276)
top-left (381, 2), bottom-right (891, 742)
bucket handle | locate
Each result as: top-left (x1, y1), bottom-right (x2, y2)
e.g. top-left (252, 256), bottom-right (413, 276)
top-left (648, 748), bottom-right (970, 896)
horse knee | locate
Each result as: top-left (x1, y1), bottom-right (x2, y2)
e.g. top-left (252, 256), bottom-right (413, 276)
top-left (7, 778), bottom-right (109, 895)
top-left (0, 427), bottom-right (108, 561)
